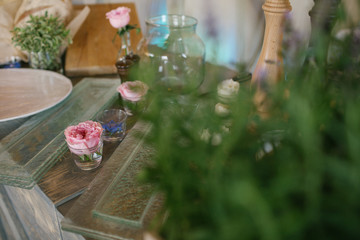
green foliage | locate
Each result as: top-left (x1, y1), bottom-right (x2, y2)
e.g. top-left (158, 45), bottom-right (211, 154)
top-left (113, 24), bottom-right (141, 43)
top-left (11, 12), bottom-right (71, 55)
top-left (117, 24), bottom-right (141, 36)
top-left (140, 4), bottom-right (360, 240)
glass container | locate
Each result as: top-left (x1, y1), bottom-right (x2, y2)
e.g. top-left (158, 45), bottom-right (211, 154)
top-left (29, 50), bottom-right (62, 73)
top-left (96, 109), bottom-right (127, 142)
top-left (138, 14), bottom-right (205, 93)
top-left (67, 139), bottom-right (103, 171)
top-left (115, 32), bottom-right (140, 83)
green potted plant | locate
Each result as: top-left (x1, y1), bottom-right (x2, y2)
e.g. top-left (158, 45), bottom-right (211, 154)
top-left (139, 2), bottom-right (360, 240)
top-left (11, 12), bottom-right (71, 72)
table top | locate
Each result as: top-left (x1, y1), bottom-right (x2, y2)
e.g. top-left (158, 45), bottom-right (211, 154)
top-left (0, 65), bottom-right (240, 240)
top-left (65, 3), bottom-right (143, 77)
top-left (0, 78), bottom-right (120, 189)
top-left (0, 1), bottom-right (241, 234)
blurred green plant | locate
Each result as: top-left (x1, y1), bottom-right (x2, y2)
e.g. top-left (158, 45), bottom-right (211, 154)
top-left (140, 2), bottom-right (360, 240)
top-left (11, 12), bottom-right (71, 71)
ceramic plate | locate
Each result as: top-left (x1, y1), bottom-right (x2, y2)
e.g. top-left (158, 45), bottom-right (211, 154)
top-left (0, 69), bottom-right (72, 122)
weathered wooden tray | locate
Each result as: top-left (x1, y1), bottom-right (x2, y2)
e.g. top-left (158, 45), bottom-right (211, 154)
top-left (0, 78), bottom-right (119, 189)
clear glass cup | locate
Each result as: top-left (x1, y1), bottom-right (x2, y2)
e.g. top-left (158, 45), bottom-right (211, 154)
top-left (29, 50), bottom-right (62, 73)
top-left (96, 109), bottom-right (127, 142)
top-left (67, 139), bottom-right (103, 171)
top-left (122, 97), bottom-right (148, 116)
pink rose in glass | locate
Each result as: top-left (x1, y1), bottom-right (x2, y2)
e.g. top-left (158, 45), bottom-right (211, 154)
top-left (106, 7), bottom-right (131, 29)
top-left (64, 121), bottom-right (103, 155)
top-left (117, 80), bottom-right (149, 102)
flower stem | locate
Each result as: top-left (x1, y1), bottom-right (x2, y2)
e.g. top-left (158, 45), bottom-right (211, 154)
top-left (121, 33), bottom-right (129, 56)
top-left (79, 154), bottom-right (92, 162)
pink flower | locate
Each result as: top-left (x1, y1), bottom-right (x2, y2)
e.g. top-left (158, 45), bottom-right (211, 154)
top-left (106, 7), bottom-right (131, 29)
top-left (64, 121), bottom-right (103, 155)
top-left (117, 80), bottom-right (149, 102)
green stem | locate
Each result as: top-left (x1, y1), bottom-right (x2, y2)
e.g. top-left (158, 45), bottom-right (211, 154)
top-left (79, 151), bottom-right (102, 162)
top-left (121, 33), bottom-right (129, 56)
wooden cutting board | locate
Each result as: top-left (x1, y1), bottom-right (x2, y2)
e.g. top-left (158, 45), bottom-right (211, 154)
top-left (65, 3), bottom-right (143, 77)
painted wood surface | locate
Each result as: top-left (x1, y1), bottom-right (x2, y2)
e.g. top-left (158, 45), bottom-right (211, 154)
top-left (0, 184), bottom-right (85, 240)
top-left (61, 120), bottom-right (163, 239)
top-left (0, 78), bottom-right (119, 189)
top-left (38, 112), bottom-right (138, 206)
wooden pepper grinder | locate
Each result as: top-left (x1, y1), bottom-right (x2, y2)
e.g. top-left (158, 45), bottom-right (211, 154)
top-left (251, 0), bottom-right (292, 117)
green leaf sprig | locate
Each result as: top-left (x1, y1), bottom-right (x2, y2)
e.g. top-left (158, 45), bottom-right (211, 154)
top-left (11, 12), bottom-right (71, 55)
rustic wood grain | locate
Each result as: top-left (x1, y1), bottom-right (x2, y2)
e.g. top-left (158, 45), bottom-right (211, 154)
top-left (65, 3), bottom-right (143, 77)
top-left (38, 141), bottom-right (119, 206)
top-left (60, 121), bottom-right (162, 240)
top-left (38, 109), bottom-right (138, 206)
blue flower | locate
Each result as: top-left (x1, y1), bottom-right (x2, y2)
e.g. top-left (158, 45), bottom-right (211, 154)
top-left (102, 120), bottom-right (123, 134)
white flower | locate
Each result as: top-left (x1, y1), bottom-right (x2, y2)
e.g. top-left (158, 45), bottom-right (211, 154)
top-left (200, 128), bottom-right (229, 146)
top-left (221, 125), bottom-right (230, 133)
top-left (217, 79), bottom-right (240, 103)
top-left (215, 103), bottom-right (230, 117)
top-left (211, 133), bottom-right (222, 146)
top-left (143, 232), bottom-right (162, 240)
top-left (200, 129), bottom-right (211, 143)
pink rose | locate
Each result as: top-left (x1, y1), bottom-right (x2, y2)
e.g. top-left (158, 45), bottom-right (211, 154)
top-left (106, 7), bottom-right (131, 29)
top-left (64, 121), bottom-right (103, 155)
top-left (117, 80), bottom-right (149, 102)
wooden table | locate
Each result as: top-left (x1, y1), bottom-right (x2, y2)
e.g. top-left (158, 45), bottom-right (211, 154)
top-left (0, 67), bottom-right (243, 240)
top-left (65, 3), bottom-right (143, 77)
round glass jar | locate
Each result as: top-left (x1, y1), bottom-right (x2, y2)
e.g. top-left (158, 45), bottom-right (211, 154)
top-left (139, 14), bottom-right (206, 93)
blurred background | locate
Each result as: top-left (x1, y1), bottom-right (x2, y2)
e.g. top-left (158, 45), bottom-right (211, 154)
top-left (67, 0), bottom-right (314, 71)
top-left (2, 0), bottom-right (359, 71)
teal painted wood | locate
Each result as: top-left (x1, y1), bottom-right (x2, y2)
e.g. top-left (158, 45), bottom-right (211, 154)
top-left (0, 185), bottom-right (28, 240)
top-left (92, 144), bottom-right (155, 228)
top-left (61, 121), bottom-right (163, 240)
top-left (0, 78), bottom-right (119, 189)
top-left (0, 184), bottom-right (85, 240)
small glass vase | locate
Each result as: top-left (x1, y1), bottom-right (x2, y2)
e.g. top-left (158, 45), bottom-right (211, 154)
top-left (115, 32), bottom-right (140, 83)
top-left (29, 50), bottom-right (62, 73)
top-left (122, 98), bottom-right (147, 116)
top-left (67, 139), bottom-right (103, 171)
top-left (96, 109), bottom-right (128, 142)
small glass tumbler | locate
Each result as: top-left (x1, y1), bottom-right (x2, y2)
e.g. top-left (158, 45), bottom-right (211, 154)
top-left (67, 139), bottom-right (103, 171)
top-left (122, 98), bottom-right (148, 116)
top-left (96, 109), bottom-right (127, 142)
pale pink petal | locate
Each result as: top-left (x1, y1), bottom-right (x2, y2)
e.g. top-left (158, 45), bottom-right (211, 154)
top-left (106, 7), bottom-right (131, 29)
top-left (64, 120), bottom-right (103, 155)
top-left (117, 81), bottom-right (149, 102)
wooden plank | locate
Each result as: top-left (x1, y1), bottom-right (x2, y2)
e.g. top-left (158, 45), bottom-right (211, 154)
top-left (2, 185), bottom-right (84, 240)
top-left (61, 121), bottom-right (163, 240)
top-left (65, 3), bottom-right (143, 77)
top-left (37, 103), bottom-right (139, 206)
top-left (38, 141), bottom-right (122, 206)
